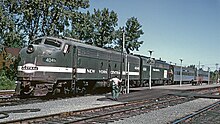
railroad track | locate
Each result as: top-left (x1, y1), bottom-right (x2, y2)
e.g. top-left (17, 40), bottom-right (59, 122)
top-left (171, 100), bottom-right (220, 124)
top-left (0, 88), bottom-right (219, 123)
top-left (0, 90), bottom-right (15, 96)
top-left (0, 97), bottom-right (20, 107)
top-left (0, 87), bottom-right (218, 107)
top-left (3, 95), bottom-right (195, 124)
top-left (0, 90), bottom-right (19, 107)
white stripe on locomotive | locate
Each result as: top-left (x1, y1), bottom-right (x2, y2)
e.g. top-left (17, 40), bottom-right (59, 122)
top-left (18, 66), bottom-right (140, 76)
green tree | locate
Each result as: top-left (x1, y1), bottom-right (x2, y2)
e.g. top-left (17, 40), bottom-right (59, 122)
top-left (1, 0), bottom-right (90, 44)
top-left (115, 17), bottom-right (144, 54)
top-left (0, 3), bottom-right (23, 47)
top-left (67, 11), bottom-right (94, 41)
top-left (124, 17), bottom-right (144, 53)
top-left (68, 8), bottom-right (119, 47)
top-left (1, 1), bottom-right (144, 52)
top-left (1, 1), bottom-right (145, 88)
top-left (0, 45), bottom-right (18, 90)
top-left (91, 8), bottom-right (118, 47)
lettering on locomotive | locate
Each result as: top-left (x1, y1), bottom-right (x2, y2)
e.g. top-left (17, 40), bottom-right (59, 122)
top-left (153, 68), bottom-right (160, 72)
top-left (87, 69), bottom-right (95, 73)
top-left (111, 71), bottom-right (120, 74)
top-left (99, 70), bottom-right (108, 74)
top-left (20, 63), bottom-right (38, 73)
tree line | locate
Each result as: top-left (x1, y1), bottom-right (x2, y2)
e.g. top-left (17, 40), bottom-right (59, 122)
top-left (0, 0), bottom-right (144, 53)
top-left (0, 0), bottom-right (144, 88)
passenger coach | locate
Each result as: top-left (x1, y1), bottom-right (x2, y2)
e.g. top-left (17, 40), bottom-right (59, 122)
top-left (169, 65), bottom-right (195, 84)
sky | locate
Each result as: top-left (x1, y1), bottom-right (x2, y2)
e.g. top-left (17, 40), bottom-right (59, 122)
top-left (88, 0), bottom-right (220, 71)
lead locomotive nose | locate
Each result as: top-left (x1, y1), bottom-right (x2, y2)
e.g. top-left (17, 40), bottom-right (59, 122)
top-left (27, 44), bottom-right (35, 53)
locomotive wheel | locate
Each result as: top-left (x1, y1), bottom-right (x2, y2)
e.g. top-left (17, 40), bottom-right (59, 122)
top-left (51, 83), bottom-right (61, 96)
top-left (52, 81), bottom-right (73, 96)
top-left (52, 88), bottom-right (60, 95)
top-left (19, 85), bottom-right (33, 97)
top-left (75, 86), bottom-right (87, 96)
top-left (20, 89), bottom-right (32, 97)
top-left (64, 82), bottom-right (73, 95)
top-left (20, 89), bottom-right (27, 97)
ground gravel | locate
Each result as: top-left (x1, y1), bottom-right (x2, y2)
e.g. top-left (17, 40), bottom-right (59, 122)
top-left (0, 95), bottom-right (121, 123)
top-left (112, 98), bottom-right (219, 124)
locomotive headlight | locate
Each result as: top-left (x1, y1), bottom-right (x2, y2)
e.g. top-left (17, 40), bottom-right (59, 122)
top-left (27, 44), bottom-right (35, 53)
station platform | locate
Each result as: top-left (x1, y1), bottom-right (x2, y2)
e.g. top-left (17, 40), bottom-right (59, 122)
top-left (100, 83), bottom-right (220, 102)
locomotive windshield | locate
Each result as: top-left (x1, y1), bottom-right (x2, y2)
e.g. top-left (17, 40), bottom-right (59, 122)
top-left (31, 39), bottom-right (42, 45)
top-left (44, 39), bottom-right (62, 48)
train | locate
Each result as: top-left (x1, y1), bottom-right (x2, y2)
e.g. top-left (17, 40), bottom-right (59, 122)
top-left (15, 36), bottom-right (209, 96)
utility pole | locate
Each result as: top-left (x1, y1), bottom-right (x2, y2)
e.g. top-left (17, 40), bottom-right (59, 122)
top-left (122, 28), bottom-right (125, 54)
top-left (148, 50), bottom-right (153, 89)
top-left (197, 61), bottom-right (200, 85)
top-left (123, 29), bottom-right (128, 93)
top-left (208, 67), bottom-right (210, 85)
top-left (121, 27), bottom-right (129, 93)
top-left (180, 59), bottom-right (183, 86)
top-left (120, 28), bottom-right (125, 79)
top-left (216, 63), bottom-right (219, 83)
top-left (127, 62), bottom-right (130, 93)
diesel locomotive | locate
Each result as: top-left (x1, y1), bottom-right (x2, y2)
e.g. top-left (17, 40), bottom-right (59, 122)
top-left (15, 36), bottom-right (209, 96)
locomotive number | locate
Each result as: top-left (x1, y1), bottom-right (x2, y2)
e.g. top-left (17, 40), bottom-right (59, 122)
top-left (43, 57), bottom-right (57, 63)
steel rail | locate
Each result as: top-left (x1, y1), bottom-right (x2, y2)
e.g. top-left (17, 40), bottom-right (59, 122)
top-left (0, 90), bottom-right (15, 96)
top-left (171, 101), bottom-right (220, 124)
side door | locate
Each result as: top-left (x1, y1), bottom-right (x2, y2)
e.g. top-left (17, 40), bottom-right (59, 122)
top-left (108, 60), bottom-right (111, 79)
top-left (62, 43), bottom-right (73, 79)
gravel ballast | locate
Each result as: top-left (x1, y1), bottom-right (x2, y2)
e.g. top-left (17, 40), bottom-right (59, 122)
top-left (0, 95), bottom-right (121, 123)
top-left (112, 98), bottom-right (219, 124)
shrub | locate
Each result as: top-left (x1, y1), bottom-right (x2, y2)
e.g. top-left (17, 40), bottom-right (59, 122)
top-left (0, 75), bottom-right (15, 90)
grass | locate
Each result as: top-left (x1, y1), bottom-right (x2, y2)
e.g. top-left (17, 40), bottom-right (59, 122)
top-left (0, 75), bottom-right (16, 90)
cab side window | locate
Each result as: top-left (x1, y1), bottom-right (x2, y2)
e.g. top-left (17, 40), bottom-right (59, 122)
top-left (63, 44), bottom-right (70, 53)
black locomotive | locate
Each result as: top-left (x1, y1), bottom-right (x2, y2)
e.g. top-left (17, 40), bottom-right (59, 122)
top-left (15, 36), bottom-right (209, 96)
